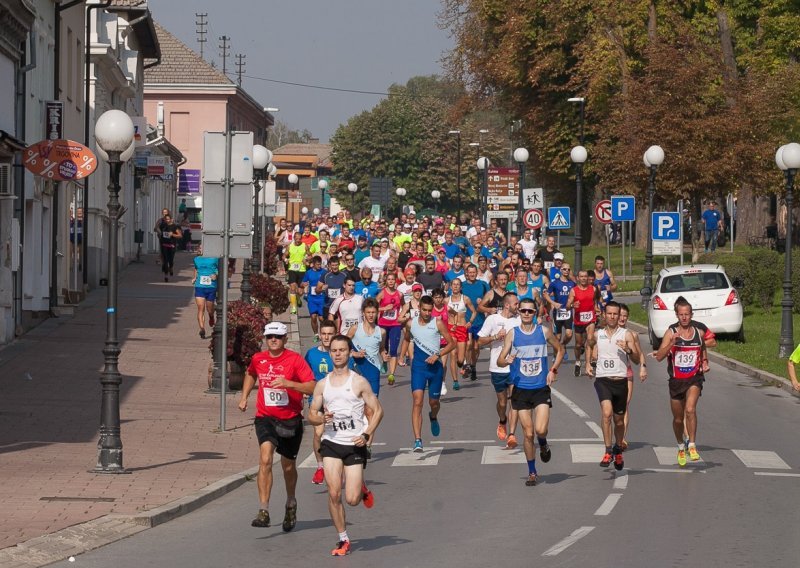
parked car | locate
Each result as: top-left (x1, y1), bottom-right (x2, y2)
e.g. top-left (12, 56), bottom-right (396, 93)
top-left (647, 264), bottom-right (744, 349)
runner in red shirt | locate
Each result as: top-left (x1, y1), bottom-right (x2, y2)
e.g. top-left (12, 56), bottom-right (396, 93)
top-left (567, 269), bottom-right (598, 376)
top-left (238, 321), bottom-right (315, 533)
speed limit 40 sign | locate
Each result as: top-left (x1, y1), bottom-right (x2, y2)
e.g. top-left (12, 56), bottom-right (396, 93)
top-left (523, 209), bottom-right (544, 230)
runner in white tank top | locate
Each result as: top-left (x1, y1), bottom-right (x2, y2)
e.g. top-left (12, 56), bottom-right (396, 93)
top-left (321, 371), bottom-right (366, 445)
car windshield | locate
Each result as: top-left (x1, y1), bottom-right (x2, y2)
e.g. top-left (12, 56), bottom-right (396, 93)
top-left (660, 272), bottom-right (728, 293)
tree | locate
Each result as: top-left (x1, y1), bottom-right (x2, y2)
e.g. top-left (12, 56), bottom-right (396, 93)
top-left (267, 119), bottom-right (313, 149)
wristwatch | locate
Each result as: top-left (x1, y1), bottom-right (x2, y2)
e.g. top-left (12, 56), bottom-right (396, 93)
top-left (362, 432), bottom-right (371, 441)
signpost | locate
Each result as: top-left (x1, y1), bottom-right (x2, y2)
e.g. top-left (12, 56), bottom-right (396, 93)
top-left (523, 208), bottom-right (544, 230)
top-left (487, 167), bottom-right (520, 229)
top-left (548, 207), bottom-right (571, 248)
top-left (652, 211), bottom-right (682, 256)
top-left (595, 200), bottom-right (612, 224)
top-left (610, 195), bottom-right (636, 280)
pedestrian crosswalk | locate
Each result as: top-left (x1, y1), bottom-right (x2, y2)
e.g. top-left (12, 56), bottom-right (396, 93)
top-left (298, 443), bottom-right (795, 472)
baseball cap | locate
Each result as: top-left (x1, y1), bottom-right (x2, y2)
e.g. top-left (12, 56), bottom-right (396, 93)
top-left (263, 321), bottom-right (288, 336)
top-left (404, 266), bottom-right (417, 275)
top-left (403, 223), bottom-right (411, 229)
top-left (357, 234), bottom-right (367, 241)
top-left (412, 283), bottom-right (423, 292)
top-left (554, 252), bottom-right (565, 260)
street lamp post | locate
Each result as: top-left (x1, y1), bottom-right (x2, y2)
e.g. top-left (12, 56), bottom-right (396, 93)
top-left (513, 147), bottom-right (529, 236)
top-left (570, 145), bottom-right (588, 272)
top-left (318, 178), bottom-right (328, 217)
top-left (250, 145), bottom-right (271, 279)
top-left (568, 97), bottom-right (586, 145)
top-left (641, 145), bottom-right (665, 309)
top-left (348, 182), bottom-right (358, 213)
top-left (93, 109), bottom-right (135, 473)
top-left (288, 173), bottom-right (299, 225)
top-left (776, 143), bottom-right (800, 357)
top-left (449, 130), bottom-right (461, 222)
top-left (396, 187), bottom-right (406, 216)
top-left (431, 190), bottom-right (441, 214)
top-left (477, 157), bottom-right (489, 227)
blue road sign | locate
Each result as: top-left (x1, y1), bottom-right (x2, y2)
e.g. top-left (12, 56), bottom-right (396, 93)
top-left (652, 212), bottom-right (681, 240)
top-left (611, 196), bottom-right (636, 222)
top-left (548, 207), bottom-right (571, 229)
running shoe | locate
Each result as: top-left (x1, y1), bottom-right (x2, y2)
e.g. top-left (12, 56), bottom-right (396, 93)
top-left (452, 380), bottom-right (460, 391)
top-left (683, 436), bottom-right (690, 451)
top-left (282, 502), bottom-right (297, 532)
top-left (496, 422), bottom-right (508, 441)
top-left (677, 448), bottom-right (687, 467)
top-left (505, 434), bottom-right (518, 449)
top-left (429, 412), bottom-right (441, 437)
top-left (688, 445), bottom-right (700, 462)
top-left (312, 467), bottom-right (325, 485)
top-left (600, 452), bottom-right (613, 467)
top-left (209, 316), bottom-right (215, 328)
top-left (170, 269), bottom-right (174, 276)
top-left (461, 363), bottom-right (470, 378)
top-left (540, 444), bottom-right (552, 463)
top-left (297, 297), bottom-right (303, 308)
top-left (441, 384), bottom-right (448, 396)
top-left (525, 473), bottom-right (538, 486)
top-left (251, 509), bottom-right (270, 527)
top-left (291, 307), bottom-right (297, 315)
top-left (470, 366), bottom-right (477, 381)
top-left (362, 483), bottom-right (374, 509)
top-left (574, 361), bottom-right (581, 376)
top-left (199, 329), bottom-right (206, 339)
top-left (331, 540), bottom-right (351, 556)
top-left (614, 451), bottom-right (624, 471)
top-left (164, 276), bottom-right (168, 282)
top-left (562, 349), bottom-right (569, 362)
top-left (387, 374), bottom-right (395, 386)
top-left (412, 439), bottom-right (423, 453)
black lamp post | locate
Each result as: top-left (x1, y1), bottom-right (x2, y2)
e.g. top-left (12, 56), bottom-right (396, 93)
top-left (641, 145), bottom-right (665, 310)
top-left (449, 130), bottom-right (461, 222)
top-left (570, 145), bottom-right (588, 272)
top-left (477, 157), bottom-right (489, 227)
top-left (348, 182), bottom-right (358, 213)
top-left (431, 190), bottom-right (441, 214)
top-left (319, 178), bottom-right (328, 217)
top-left (250, 145), bottom-right (271, 279)
top-left (514, 147), bottom-right (529, 236)
top-left (776, 143), bottom-right (800, 357)
top-left (93, 109), bottom-right (135, 473)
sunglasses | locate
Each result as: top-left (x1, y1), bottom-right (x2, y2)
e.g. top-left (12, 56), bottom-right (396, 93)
top-left (519, 308), bottom-right (536, 314)
top-left (265, 334), bottom-right (286, 340)
top-left (345, 257), bottom-right (354, 261)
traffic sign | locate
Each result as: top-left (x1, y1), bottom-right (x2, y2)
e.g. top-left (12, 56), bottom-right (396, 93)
top-left (594, 200), bottom-right (612, 224)
top-left (548, 207), bottom-right (571, 229)
top-left (652, 212), bottom-right (681, 240)
top-left (611, 195), bottom-right (636, 221)
top-left (522, 188), bottom-right (544, 209)
top-left (486, 167), bottom-right (519, 205)
top-left (523, 209), bottom-right (544, 230)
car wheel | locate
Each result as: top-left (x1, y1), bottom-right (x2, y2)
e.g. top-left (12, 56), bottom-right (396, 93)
top-left (735, 325), bottom-right (745, 344)
top-left (649, 328), bottom-right (660, 350)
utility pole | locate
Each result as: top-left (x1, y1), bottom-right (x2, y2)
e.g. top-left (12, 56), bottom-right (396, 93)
top-left (195, 13), bottom-right (207, 59)
top-left (219, 35), bottom-right (230, 76)
top-left (235, 54), bottom-right (246, 86)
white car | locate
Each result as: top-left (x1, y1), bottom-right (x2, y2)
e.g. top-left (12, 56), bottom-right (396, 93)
top-left (647, 264), bottom-right (744, 349)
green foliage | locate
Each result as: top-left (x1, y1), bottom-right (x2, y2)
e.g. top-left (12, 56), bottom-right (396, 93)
top-left (699, 249), bottom-right (781, 312)
top-left (792, 248), bottom-right (800, 314)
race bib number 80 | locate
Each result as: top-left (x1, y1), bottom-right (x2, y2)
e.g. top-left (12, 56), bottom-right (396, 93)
top-left (263, 388), bottom-right (288, 407)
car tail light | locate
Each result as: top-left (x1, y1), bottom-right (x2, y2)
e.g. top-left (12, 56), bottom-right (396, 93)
top-left (652, 295), bottom-right (668, 310)
top-left (725, 289), bottom-right (739, 305)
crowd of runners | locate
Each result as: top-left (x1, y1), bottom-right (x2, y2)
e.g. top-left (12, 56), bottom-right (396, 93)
top-left (233, 210), bottom-right (714, 557)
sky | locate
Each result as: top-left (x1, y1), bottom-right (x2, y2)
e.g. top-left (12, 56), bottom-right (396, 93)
top-left (147, 0), bottom-right (455, 143)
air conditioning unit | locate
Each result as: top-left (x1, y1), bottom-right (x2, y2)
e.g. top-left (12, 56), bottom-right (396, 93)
top-left (0, 163), bottom-right (11, 196)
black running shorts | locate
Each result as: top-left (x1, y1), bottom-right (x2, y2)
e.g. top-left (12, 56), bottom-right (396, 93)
top-left (287, 270), bottom-right (305, 286)
top-left (255, 415), bottom-right (304, 460)
top-left (594, 376), bottom-right (629, 415)
top-left (510, 385), bottom-right (552, 411)
top-left (319, 439), bottom-right (368, 467)
top-left (668, 376), bottom-right (704, 401)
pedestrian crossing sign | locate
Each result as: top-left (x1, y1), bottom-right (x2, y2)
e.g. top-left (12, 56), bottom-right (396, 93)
top-left (548, 207), bottom-right (571, 229)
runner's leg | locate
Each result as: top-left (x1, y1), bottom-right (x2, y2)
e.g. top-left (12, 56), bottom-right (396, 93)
top-left (195, 296), bottom-right (206, 332)
top-left (257, 442), bottom-right (276, 510)
top-left (684, 386), bottom-right (701, 444)
top-left (670, 398), bottom-right (687, 443)
top-left (411, 389), bottom-right (424, 440)
top-left (323, 457), bottom-right (346, 532)
top-left (343, 463), bottom-right (365, 506)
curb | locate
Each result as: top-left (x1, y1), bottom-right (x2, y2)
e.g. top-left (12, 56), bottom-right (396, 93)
top-left (626, 321), bottom-right (800, 398)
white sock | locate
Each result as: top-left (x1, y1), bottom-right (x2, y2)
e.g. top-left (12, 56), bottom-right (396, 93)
top-left (677, 444), bottom-right (684, 452)
top-left (317, 461), bottom-right (323, 468)
top-left (688, 442), bottom-right (696, 449)
top-left (339, 531), bottom-right (349, 542)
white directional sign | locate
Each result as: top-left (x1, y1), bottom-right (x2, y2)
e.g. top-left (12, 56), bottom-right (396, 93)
top-left (548, 207), bottom-right (571, 229)
top-left (522, 188), bottom-right (544, 209)
top-left (611, 195), bottom-right (636, 221)
top-left (523, 208), bottom-right (544, 230)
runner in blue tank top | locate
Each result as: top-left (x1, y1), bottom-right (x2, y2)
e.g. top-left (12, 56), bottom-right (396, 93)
top-left (347, 298), bottom-right (387, 397)
top-left (593, 255), bottom-right (617, 304)
top-left (399, 295), bottom-right (455, 453)
top-left (497, 298), bottom-right (564, 487)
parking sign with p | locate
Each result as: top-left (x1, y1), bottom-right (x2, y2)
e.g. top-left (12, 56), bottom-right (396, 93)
top-left (652, 212), bottom-right (681, 240)
top-left (611, 196), bottom-right (636, 222)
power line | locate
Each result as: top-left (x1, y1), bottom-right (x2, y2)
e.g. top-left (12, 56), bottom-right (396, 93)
top-left (218, 35), bottom-right (230, 76)
top-left (195, 13), bottom-right (207, 59)
top-left (242, 74), bottom-right (394, 96)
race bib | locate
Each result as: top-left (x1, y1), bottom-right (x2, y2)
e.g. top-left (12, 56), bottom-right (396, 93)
top-left (425, 289), bottom-right (434, 296)
top-left (383, 309), bottom-right (397, 320)
top-left (327, 288), bottom-right (341, 299)
top-left (328, 415), bottom-right (358, 432)
top-left (600, 358), bottom-right (623, 374)
top-left (263, 388), bottom-right (288, 407)
top-left (579, 311), bottom-right (593, 323)
top-left (310, 286), bottom-right (318, 295)
top-left (342, 319), bottom-right (359, 332)
top-left (556, 309), bottom-right (571, 321)
top-left (544, 261), bottom-right (554, 270)
top-left (520, 358), bottom-right (542, 377)
top-left (162, 231), bottom-right (172, 239)
top-left (489, 258), bottom-right (497, 268)
top-left (290, 262), bottom-right (302, 271)
top-left (199, 275), bottom-right (213, 286)
top-left (411, 309), bottom-right (421, 320)
top-left (674, 350), bottom-right (698, 368)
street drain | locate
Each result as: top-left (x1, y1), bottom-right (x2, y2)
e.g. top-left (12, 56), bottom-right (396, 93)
top-left (40, 496), bottom-right (116, 502)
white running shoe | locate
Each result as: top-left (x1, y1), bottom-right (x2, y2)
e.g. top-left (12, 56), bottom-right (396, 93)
top-left (441, 384), bottom-right (448, 396)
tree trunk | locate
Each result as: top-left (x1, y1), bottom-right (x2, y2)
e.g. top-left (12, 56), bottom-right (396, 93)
top-left (716, 8), bottom-right (738, 106)
top-left (735, 182), bottom-right (774, 243)
top-left (648, 2), bottom-right (657, 42)
top-left (589, 186), bottom-right (607, 245)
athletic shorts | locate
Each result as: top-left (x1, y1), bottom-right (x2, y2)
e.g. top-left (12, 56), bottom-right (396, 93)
top-left (469, 323), bottom-right (483, 339)
top-left (594, 376), bottom-right (629, 415)
top-left (355, 359), bottom-right (381, 397)
top-left (490, 372), bottom-right (513, 393)
top-left (552, 310), bottom-right (573, 333)
top-left (307, 296), bottom-right (325, 316)
top-left (574, 323), bottom-right (593, 335)
top-left (320, 439), bottom-right (369, 467)
top-left (510, 385), bottom-right (552, 411)
top-left (411, 362), bottom-right (444, 399)
top-left (381, 325), bottom-right (402, 357)
top-left (669, 376), bottom-right (704, 401)
top-left (449, 324), bottom-right (468, 343)
top-left (287, 270), bottom-right (305, 286)
top-left (194, 287), bottom-right (217, 302)
top-left (254, 415), bottom-right (304, 460)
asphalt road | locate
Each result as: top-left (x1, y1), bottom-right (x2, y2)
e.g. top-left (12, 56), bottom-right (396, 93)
top-left (51, 318), bottom-right (800, 568)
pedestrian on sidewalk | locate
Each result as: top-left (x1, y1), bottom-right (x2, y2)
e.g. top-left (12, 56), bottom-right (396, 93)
top-left (238, 322), bottom-right (316, 532)
top-left (158, 214), bottom-right (181, 282)
top-left (153, 208), bottom-right (170, 265)
top-left (701, 200), bottom-right (723, 253)
top-left (192, 256), bottom-right (218, 338)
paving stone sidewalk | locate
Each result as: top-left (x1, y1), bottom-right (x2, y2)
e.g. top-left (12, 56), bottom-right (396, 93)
top-left (0, 252), bottom-right (299, 565)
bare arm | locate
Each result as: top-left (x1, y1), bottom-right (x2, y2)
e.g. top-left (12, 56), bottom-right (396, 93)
top-left (238, 372), bottom-right (256, 411)
top-left (496, 329), bottom-right (515, 369)
top-left (653, 328), bottom-right (677, 362)
top-left (307, 380), bottom-right (327, 426)
top-left (543, 326), bottom-right (565, 385)
top-left (437, 318), bottom-right (456, 359)
top-left (607, 269), bottom-right (617, 292)
top-left (478, 290), bottom-right (497, 315)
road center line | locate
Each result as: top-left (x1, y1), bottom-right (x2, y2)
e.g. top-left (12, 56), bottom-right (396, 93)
top-left (637, 468), bottom-right (707, 474)
top-left (585, 421), bottom-right (603, 439)
top-left (542, 526), bottom-right (595, 556)
top-left (753, 472), bottom-right (800, 478)
top-left (551, 387), bottom-right (591, 419)
top-left (594, 493), bottom-right (623, 516)
top-left (613, 472), bottom-right (629, 490)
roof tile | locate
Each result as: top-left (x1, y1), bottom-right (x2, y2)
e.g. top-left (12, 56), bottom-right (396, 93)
top-left (144, 21), bottom-right (233, 86)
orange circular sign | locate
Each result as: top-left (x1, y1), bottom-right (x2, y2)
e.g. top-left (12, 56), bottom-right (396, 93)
top-left (23, 139), bottom-right (98, 181)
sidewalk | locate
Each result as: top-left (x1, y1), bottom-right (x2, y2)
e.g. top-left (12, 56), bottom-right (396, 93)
top-left (0, 252), bottom-right (299, 563)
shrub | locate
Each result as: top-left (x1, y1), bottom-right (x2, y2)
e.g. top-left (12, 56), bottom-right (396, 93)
top-left (262, 234), bottom-right (282, 276)
top-left (250, 273), bottom-right (291, 315)
top-left (698, 249), bottom-right (780, 311)
top-left (791, 248), bottom-right (800, 314)
top-left (209, 300), bottom-right (267, 368)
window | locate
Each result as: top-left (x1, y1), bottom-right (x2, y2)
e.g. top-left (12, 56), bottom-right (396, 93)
top-left (660, 272), bottom-right (729, 293)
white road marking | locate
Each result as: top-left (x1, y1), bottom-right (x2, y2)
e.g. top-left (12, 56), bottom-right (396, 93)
top-left (551, 387), bottom-right (590, 419)
top-left (637, 468), bottom-right (706, 474)
top-left (753, 472), bottom-right (800, 478)
top-left (542, 526), bottom-right (595, 557)
top-left (585, 421), bottom-right (603, 439)
top-left (392, 447), bottom-right (442, 466)
top-left (429, 440), bottom-right (495, 444)
top-left (653, 446), bottom-right (704, 466)
top-left (570, 444), bottom-right (605, 463)
top-left (481, 446), bottom-right (527, 464)
top-left (732, 449), bottom-right (791, 470)
top-left (594, 493), bottom-right (623, 516)
top-left (613, 472), bottom-right (628, 490)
